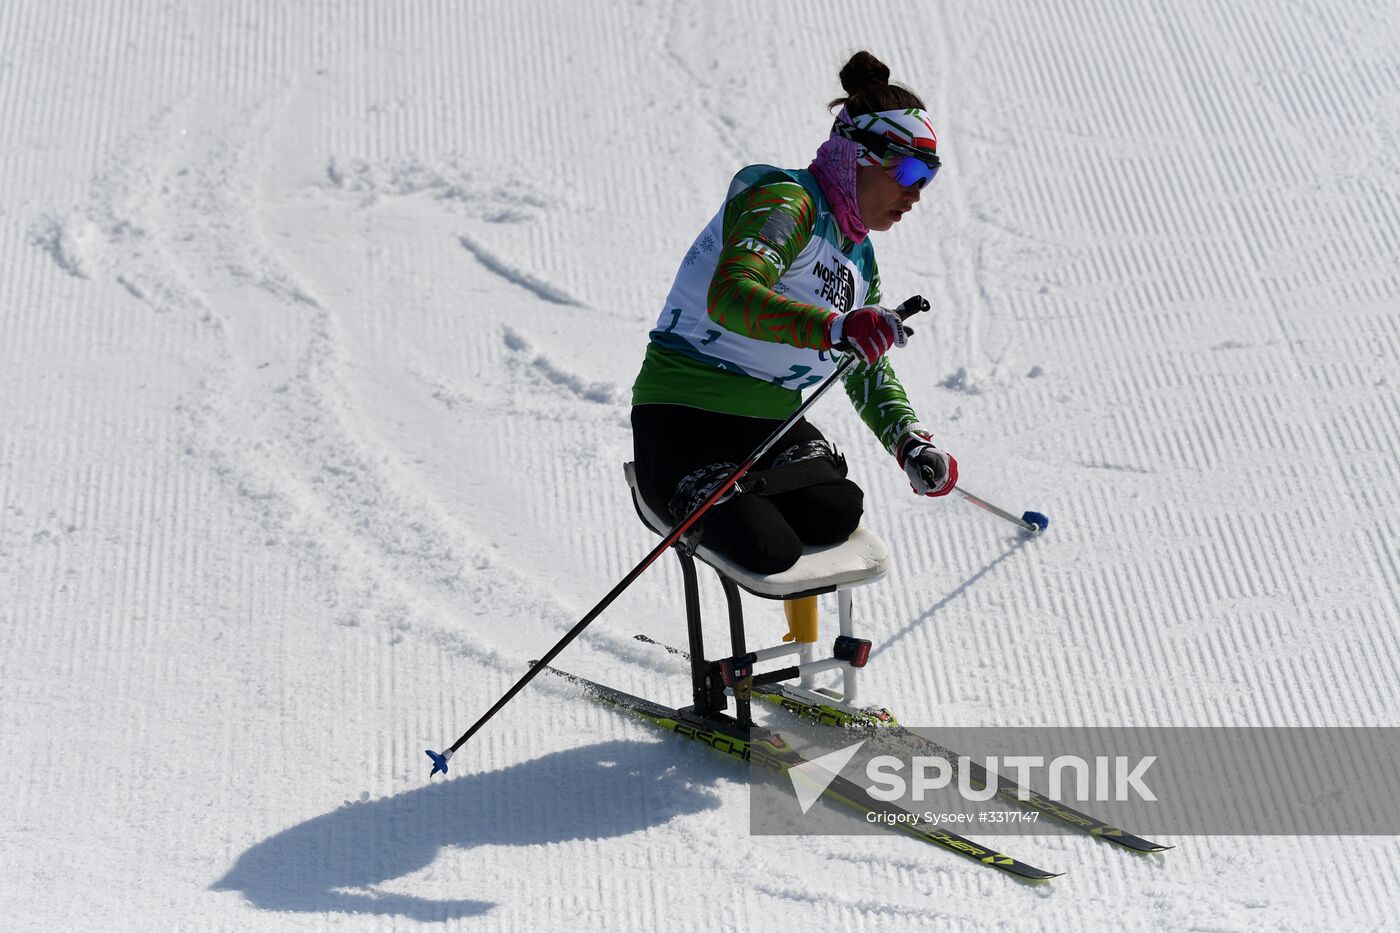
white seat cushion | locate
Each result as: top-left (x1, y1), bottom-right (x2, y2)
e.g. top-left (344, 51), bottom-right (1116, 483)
top-left (624, 462), bottom-right (890, 598)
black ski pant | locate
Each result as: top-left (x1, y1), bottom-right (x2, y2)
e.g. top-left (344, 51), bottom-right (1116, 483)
top-left (631, 404), bottom-right (863, 575)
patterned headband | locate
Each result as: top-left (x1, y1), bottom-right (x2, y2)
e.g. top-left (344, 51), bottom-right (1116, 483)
top-left (835, 107), bottom-right (938, 167)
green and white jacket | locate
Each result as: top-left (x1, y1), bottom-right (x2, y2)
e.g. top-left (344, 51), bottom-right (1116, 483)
top-left (632, 164), bottom-right (922, 455)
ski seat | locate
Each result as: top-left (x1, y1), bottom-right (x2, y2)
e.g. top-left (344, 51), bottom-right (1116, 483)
top-left (623, 462), bottom-right (890, 599)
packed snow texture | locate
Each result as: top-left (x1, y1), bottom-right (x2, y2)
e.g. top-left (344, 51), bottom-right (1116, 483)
top-left (3, 1), bottom-right (1399, 930)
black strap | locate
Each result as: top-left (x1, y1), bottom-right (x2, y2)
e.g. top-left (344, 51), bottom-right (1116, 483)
top-left (667, 440), bottom-right (848, 523)
top-left (737, 439), bottom-right (847, 497)
top-left (736, 456), bottom-right (843, 497)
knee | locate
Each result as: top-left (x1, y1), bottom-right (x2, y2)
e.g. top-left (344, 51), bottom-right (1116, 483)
top-left (702, 500), bottom-right (804, 574)
top-left (731, 536), bottom-right (803, 575)
top-left (800, 481), bottom-right (864, 546)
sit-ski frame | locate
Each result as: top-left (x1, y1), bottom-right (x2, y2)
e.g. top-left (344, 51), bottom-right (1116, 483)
top-left (669, 543), bottom-right (872, 728)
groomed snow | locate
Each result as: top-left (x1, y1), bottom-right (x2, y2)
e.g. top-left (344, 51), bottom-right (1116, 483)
top-left (3, 1), bottom-right (1399, 929)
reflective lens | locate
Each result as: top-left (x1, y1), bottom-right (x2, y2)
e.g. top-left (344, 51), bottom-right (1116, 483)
top-left (887, 154), bottom-right (939, 188)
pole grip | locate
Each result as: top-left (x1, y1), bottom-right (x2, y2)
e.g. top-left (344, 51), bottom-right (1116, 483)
top-left (895, 295), bottom-right (929, 321)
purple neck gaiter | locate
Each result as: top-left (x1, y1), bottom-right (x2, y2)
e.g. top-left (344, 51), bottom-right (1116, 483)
top-left (808, 110), bottom-right (869, 244)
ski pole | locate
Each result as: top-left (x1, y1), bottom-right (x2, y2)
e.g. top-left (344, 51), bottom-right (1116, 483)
top-left (425, 297), bottom-right (930, 777)
top-left (955, 486), bottom-right (1049, 535)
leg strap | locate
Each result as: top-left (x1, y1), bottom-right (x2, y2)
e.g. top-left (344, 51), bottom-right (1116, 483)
top-left (667, 461), bottom-right (738, 521)
top-left (665, 441), bottom-right (846, 532)
top-left (739, 439), bottom-right (848, 498)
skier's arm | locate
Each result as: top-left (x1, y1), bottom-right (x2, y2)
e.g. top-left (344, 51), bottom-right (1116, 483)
top-left (844, 270), bottom-right (958, 495)
top-left (843, 356), bottom-right (922, 453)
top-left (841, 266), bottom-right (921, 453)
top-left (705, 175), bottom-right (836, 350)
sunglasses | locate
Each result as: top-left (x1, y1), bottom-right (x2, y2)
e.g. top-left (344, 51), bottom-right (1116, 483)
top-left (830, 120), bottom-right (942, 188)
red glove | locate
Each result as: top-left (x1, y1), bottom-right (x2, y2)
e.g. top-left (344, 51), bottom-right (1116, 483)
top-left (827, 306), bottom-right (909, 363)
top-left (897, 430), bottom-right (957, 497)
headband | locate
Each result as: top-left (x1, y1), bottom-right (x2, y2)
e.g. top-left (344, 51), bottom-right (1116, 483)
top-left (834, 107), bottom-right (939, 167)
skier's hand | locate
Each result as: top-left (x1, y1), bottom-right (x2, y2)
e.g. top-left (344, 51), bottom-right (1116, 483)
top-left (898, 430), bottom-right (957, 497)
top-left (828, 306), bottom-right (909, 363)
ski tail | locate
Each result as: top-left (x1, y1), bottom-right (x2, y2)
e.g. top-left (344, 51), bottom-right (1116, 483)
top-left (536, 663), bottom-right (1060, 882)
top-left (633, 632), bottom-right (1170, 855)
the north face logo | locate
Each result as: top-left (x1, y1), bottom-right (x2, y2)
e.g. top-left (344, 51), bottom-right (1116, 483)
top-left (814, 260), bottom-right (855, 313)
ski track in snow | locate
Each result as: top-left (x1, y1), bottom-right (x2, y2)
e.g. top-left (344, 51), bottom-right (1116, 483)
top-left (3, 0), bottom-right (1400, 930)
top-left (458, 233), bottom-right (584, 307)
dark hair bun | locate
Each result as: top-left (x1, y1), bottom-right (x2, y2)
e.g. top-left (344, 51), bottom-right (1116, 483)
top-left (828, 50), bottom-right (925, 115)
top-left (839, 51), bottom-right (891, 96)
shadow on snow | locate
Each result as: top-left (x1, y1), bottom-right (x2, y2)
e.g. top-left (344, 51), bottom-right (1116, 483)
top-left (872, 535), bottom-right (1030, 660)
top-left (213, 738), bottom-right (720, 921)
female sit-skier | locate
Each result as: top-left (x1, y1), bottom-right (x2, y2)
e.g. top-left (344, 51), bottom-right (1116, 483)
top-left (630, 50), bottom-right (956, 584)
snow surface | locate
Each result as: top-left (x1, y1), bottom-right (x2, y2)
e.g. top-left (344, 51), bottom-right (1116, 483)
top-left (3, 1), bottom-right (1399, 929)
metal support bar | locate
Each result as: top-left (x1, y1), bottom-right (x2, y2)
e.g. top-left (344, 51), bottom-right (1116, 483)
top-left (838, 588), bottom-right (858, 706)
top-left (678, 550), bottom-right (726, 716)
top-left (751, 665), bottom-right (802, 687)
top-left (749, 642), bottom-right (804, 664)
top-left (798, 656), bottom-right (858, 680)
top-left (799, 639), bottom-right (818, 688)
top-left (719, 575), bottom-right (751, 727)
top-left (747, 655), bottom-right (861, 689)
